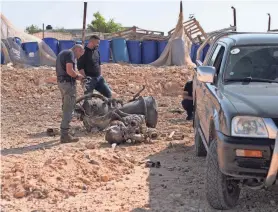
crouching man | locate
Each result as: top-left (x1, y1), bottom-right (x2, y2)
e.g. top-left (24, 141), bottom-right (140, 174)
top-left (181, 80), bottom-right (193, 120)
top-left (56, 44), bottom-right (84, 143)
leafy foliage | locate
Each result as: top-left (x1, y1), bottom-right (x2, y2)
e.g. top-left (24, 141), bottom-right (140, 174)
top-left (25, 24), bottom-right (41, 34)
top-left (87, 12), bottom-right (123, 33)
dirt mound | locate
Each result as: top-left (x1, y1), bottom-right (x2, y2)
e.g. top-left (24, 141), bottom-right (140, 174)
top-left (1, 64), bottom-right (193, 211)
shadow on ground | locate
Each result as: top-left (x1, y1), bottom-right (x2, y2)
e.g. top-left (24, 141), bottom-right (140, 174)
top-left (0, 139), bottom-right (60, 156)
top-left (131, 143), bottom-right (278, 212)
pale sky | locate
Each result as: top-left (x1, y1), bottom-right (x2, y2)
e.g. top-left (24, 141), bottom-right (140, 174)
top-left (1, 0), bottom-right (278, 34)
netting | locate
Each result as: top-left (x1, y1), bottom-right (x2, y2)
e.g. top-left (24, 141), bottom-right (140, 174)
top-left (150, 5), bottom-right (195, 68)
top-left (1, 13), bottom-right (56, 66)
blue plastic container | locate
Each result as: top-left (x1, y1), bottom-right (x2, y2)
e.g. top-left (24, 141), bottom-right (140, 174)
top-left (157, 40), bottom-right (168, 57)
top-left (142, 40), bottom-right (158, 64)
top-left (14, 37), bottom-right (22, 46)
top-left (127, 40), bottom-right (141, 64)
top-left (22, 42), bottom-right (39, 54)
top-left (1, 51), bottom-right (4, 64)
top-left (111, 38), bottom-right (129, 63)
top-left (99, 40), bottom-right (110, 63)
top-left (190, 44), bottom-right (200, 63)
top-left (59, 40), bottom-right (75, 52)
top-left (43, 38), bottom-right (59, 55)
top-left (200, 44), bottom-right (210, 62)
top-left (21, 42), bottom-right (40, 66)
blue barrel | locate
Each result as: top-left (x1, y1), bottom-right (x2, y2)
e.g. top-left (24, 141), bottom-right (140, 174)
top-left (142, 40), bottom-right (158, 64)
top-left (59, 40), bottom-right (75, 52)
top-left (21, 42), bottom-right (40, 66)
top-left (22, 42), bottom-right (39, 54)
top-left (1, 51), bottom-right (4, 64)
top-left (14, 37), bottom-right (22, 46)
top-left (157, 40), bottom-right (168, 57)
top-left (200, 44), bottom-right (210, 62)
top-left (99, 40), bottom-right (110, 63)
top-left (43, 38), bottom-right (59, 55)
top-left (127, 40), bottom-right (141, 64)
top-left (111, 38), bottom-right (129, 63)
top-left (190, 44), bottom-right (200, 63)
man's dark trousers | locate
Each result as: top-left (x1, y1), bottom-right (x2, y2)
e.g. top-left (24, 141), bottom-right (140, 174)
top-left (181, 99), bottom-right (193, 117)
top-left (84, 76), bottom-right (112, 98)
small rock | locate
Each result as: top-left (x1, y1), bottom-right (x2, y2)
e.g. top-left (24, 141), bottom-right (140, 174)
top-left (270, 200), bottom-right (275, 205)
top-left (160, 133), bottom-right (167, 137)
top-left (79, 177), bottom-right (91, 185)
top-left (101, 175), bottom-right (110, 182)
top-left (85, 142), bottom-right (96, 149)
top-left (161, 184), bottom-right (167, 188)
top-left (113, 155), bottom-right (120, 160)
top-left (89, 159), bottom-right (100, 166)
top-left (33, 190), bottom-right (48, 199)
top-left (167, 167), bottom-right (175, 171)
top-left (175, 194), bottom-right (182, 198)
top-left (14, 190), bottom-right (26, 198)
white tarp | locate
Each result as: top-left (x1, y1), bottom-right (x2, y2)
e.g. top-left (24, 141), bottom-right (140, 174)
top-left (150, 6), bottom-right (195, 68)
top-left (1, 13), bottom-right (56, 66)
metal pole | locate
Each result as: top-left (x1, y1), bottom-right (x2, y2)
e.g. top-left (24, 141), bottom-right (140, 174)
top-left (82, 2), bottom-right (88, 46)
top-left (42, 23), bottom-right (45, 39)
top-left (231, 6), bottom-right (237, 31)
top-left (267, 13), bottom-right (271, 31)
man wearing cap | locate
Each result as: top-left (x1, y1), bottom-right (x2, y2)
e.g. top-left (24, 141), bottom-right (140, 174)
top-left (56, 44), bottom-right (84, 143)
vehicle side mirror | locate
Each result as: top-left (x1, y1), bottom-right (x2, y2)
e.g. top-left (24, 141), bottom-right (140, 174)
top-left (196, 66), bottom-right (216, 83)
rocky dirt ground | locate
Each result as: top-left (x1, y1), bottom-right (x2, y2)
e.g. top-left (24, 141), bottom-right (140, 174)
top-left (1, 64), bottom-right (277, 212)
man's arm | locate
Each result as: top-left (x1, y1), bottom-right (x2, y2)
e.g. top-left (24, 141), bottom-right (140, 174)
top-left (66, 63), bottom-right (83, 80)
top-left (77, 54), bottom-right (86, 77)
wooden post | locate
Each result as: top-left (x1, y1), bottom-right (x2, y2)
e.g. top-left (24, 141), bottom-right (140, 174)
top-left (267, 13), bottom-right (271, 31)
top-left (42, 23), bottom-right (45, 38)
top-left (231, 6), bottom-right (237, 31)
top-left (82, 2), bottom-right (88, 46)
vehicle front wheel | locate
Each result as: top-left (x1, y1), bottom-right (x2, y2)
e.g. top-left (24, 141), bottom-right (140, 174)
top-left (206, 139), bottom-right (240, 210)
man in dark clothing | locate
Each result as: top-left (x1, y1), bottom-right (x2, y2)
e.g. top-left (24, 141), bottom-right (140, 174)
top-left (181, 80), bottom-right (194, 120)
top-left (56, 44), bottom-right (84, 143)
top-left (77, 35), bottom-right (112, 98)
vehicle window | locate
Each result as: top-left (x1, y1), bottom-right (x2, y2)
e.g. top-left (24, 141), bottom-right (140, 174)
top-left (208, 44), bottom-right (225, 84)
top-left (208, 45), bottom-right (222, 66)
top-left (224, 46), bottom-right (278, 82)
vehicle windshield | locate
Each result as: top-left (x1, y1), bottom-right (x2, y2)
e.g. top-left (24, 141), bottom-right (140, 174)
top-left (224, 45), bottom-right (278, 83)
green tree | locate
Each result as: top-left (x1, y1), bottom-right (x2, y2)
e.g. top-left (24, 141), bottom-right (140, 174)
top-left (87, 12), bottom-right (123, 33)
top-left (25, 24), bottom-right (41, 34)
top-left (52, 27), bottom-right (66, 33)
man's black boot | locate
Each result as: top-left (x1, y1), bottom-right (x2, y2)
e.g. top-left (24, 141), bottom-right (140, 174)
top-left (60, 134), bottom-right (79, 143)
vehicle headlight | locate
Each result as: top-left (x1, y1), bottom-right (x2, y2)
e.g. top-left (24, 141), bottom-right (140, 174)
top-left (231, 116), bottom-right (268, 138)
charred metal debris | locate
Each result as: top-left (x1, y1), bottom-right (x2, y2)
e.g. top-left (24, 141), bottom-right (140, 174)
top-left (74, 86), bottom-right (158, 144)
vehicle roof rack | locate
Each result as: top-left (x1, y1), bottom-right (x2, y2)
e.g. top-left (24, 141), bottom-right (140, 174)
top-left (196, 26), bottom-right (237, 66)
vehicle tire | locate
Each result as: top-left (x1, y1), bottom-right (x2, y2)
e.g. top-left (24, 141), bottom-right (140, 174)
top-left (194, 111), bottom-right (207, 157)
top-left (206, 139), bottom-right (240, 210)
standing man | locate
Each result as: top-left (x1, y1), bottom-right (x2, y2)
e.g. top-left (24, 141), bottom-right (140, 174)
top-left (181, 80), bottom-right (194, 120)
top-left (56, 44), bottom-right (84, 143)
top-left (77, 35), bottom-right (112, 98)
